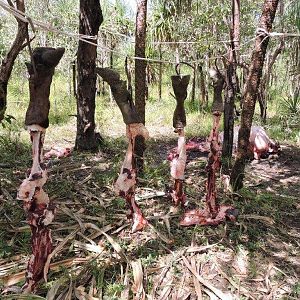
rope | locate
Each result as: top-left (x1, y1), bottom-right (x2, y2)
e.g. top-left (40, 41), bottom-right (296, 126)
top-left (1, 0), bottom-right (299, 66)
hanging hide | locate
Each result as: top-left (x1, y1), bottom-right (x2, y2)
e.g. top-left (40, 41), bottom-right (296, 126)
top-left (96, 67), bottom-right (149, 232)
top-left (18, 47), bottom-right (64, 293)
top-left (180, 68), bottom-right (237, 226)
top-left (169, 74), bottom-right (190, 206)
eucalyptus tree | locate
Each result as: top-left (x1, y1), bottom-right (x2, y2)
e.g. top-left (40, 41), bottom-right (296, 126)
top-left (221, 0), bottom-right (240, 171)
top-left (0, 0), bottom-right (28, 123)
top-left (75, 0), bottom-right (103, 151)
top-left (230, 0), bottom-right (280, 190)
top-left (134, 0), bottom-right (148, 172)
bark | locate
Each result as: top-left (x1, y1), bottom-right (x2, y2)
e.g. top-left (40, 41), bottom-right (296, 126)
top-left (0, 0), bottom-right (28, 122)
top-left (198, 64), bottom-right (208, 109)
top-left (232, 0), bottom-right (240, 61)
top-left (221, 0), bottom-right (240, 171)
top-left (75, 0), bottom-right (103, 151)
top-left (158, 44), bottom-right (162, 101)
top-left (258, 39), bottom-right (284, 122)
top-left (190, 63), bottom-right (196, 103)
top-left (25, 47), bottom-right (65, 128)
top-left (230, 0), bottom-right (280, 190)
top-left (72, 60), bottom-right (77, 98)
top-left (134, 0), bottom-right (148, 172)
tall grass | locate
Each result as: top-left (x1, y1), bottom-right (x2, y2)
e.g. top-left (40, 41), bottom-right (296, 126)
top-left (1, 68), bottom-right (298, 148)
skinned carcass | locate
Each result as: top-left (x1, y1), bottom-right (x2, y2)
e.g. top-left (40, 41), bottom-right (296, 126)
top-left (96, 67), bottom-right (149, 232)
top-left (180, 67), bottom-right (237, 226)
top-left (18, 47), bottom-right (64, 293)
top-left (169, 74), bottom-right (190, 206)
top-left (219, 125), bottom-right (280, 160)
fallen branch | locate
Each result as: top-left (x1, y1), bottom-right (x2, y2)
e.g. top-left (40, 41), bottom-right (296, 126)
top-left (182, 256), bottom-right (233, 300)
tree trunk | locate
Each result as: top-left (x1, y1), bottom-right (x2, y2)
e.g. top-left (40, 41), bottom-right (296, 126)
top-left (0, 0), bottom-right (28, 122)
top-left (258, 39), bottom-right (284, 122)
top-left (75, 0), bottom-right (103, 151)
top-left (190, 63), bottom-right (196, 104)
top-left (221, 0), bottom-right (240, 171)
top-left (198, 64), bottom-right (208, 109)
top-left (158, 44), bottom-right (162, 101)
top-left (134, 0), bottom-right (148, 172)
top-left (230, 0), bottom-right (280, 190)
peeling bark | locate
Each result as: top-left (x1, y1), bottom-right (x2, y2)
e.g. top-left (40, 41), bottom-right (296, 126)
top-left (230, 0), bottom-right (280, 190)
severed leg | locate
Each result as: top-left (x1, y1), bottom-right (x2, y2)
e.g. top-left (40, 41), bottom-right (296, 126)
top-left (180, 112), bottom-right (238, 226)
top-left (169, 74), bottom-right (190, 207)
top-left (180, 68), bottom-right (237, 226)
top-left (97, 68), bottom-right (150, 232)
top-left (169, 129), bottom-right (187, 206)
top-left (114, 123), bottom-right (149, 232)
top-left (18, 47), bottom-right (64, 293)
top-left (18, 126), bottom-right (55, 293)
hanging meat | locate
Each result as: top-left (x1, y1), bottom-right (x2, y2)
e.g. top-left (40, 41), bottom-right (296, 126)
top-left (18, 47), bottom-right (65, 292)
top-left (180, 68), bottom-right (237, 226)
top-left (168, 73), bottom-right (190, 206)
top-left (96, 67), bottom-right (149, 232)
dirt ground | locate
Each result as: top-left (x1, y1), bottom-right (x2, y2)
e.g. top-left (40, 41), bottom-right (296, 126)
top-left (0, 133), bottom-right (299, 299)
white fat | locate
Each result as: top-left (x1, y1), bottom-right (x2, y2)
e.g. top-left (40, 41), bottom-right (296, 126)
top-left (35, 188), bottom-right (50, 205)
top-left (27, 124), bottom-right (46, 132)
top-left (170, 130), bottom-right (186, 180)
top-left (43, 210), bottom-right (55, 226)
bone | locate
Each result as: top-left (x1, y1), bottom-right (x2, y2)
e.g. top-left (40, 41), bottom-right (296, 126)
top-left (170, 129), bottom-right (187, 206)
top-left (114, 123), bottom-right (149, 232)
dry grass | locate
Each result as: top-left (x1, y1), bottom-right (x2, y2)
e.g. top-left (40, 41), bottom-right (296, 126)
top-left (0, 76), bottom-right (299, 299)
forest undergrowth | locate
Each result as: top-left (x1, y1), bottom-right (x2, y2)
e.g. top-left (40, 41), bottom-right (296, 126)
top-left (0, 77), bottom-right (299, 299)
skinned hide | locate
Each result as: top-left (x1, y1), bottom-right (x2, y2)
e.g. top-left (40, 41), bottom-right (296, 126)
top-left (96, 68), bottom-right (149, 232)
top-left (18, 47), bottom-right (64, 293)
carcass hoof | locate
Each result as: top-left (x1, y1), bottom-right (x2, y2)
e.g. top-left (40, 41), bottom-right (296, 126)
top-left (180, 206), bottom-right (238, 226)
top-left (131, 213), bottom-right (148, 233)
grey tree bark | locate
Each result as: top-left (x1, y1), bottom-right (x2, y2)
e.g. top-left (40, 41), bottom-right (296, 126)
top-left (0, 0), bottom-right (28, 123)
top-left (75, 0), bottom-right (103, 151)
top-left (134, 0), bottom-right (148, 172)
top-left (230, 0), bottom-right (280, 190)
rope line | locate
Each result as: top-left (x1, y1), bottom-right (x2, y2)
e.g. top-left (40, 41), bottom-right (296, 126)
top-left (1, 0), bottom-right (299, 66)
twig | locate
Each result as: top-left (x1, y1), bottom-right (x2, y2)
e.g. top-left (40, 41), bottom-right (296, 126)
top-left (182, 256), bottom-right (233, 300)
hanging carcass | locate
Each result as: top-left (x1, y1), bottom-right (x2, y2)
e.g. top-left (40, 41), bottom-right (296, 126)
top-left (96, 67), bottom-right (149, 232)
top-left (18, 47), bottom-right (65, 292)
top-left (180, 67), bottom-right (238, 226)
top-left (168, 68), bottom-right (190, 206)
